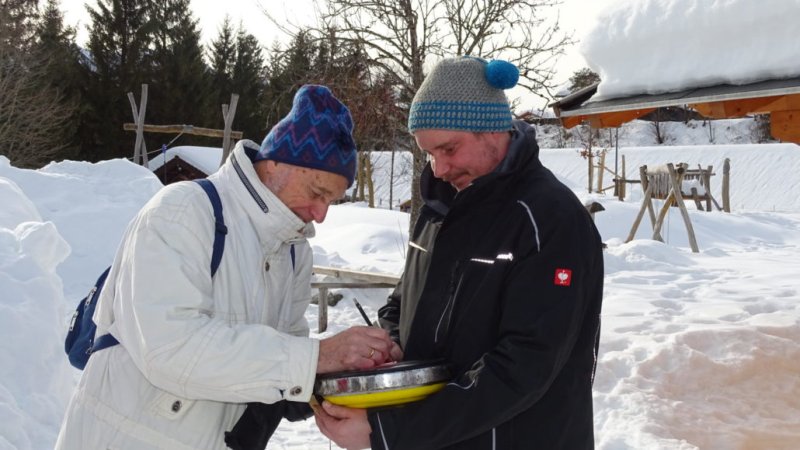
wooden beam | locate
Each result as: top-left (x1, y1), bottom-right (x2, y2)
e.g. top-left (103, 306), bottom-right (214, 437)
top-left (588, 108), bottom-right (655, 128)
top-left (559, 108), bottom-right (656, 129)
top-left (691, 96), bottom-right (776, 119)
top-left (770, 110), bottom-right (800, 143)
top-left (312, 265), bottom-right (400, 285)
top-left (560, 116), bottom-right (585, 129)
top-left (754, 93), bottom-right (800, 113)
top-left (123, 123), bottom-right (243, 139)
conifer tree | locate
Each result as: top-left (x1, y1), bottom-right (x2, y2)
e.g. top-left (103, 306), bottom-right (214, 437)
top-left (261, 31), bottom-right (316, 129)
top-left (230, 27), bottom-right (265, 140)
top-left (208, 16), bottom-right (236, 119)
top-left (83, 0), bottom-right (154, 161)
top-left (568, 68), bottom-right (601, 92)
top-left (34, 0), bottom-right (85, 160)
top-left (148, 0), bottom-right (211, 138)
top-left (0, 0), bottom-right (39, 50)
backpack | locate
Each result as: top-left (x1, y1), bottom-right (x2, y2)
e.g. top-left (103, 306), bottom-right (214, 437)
top-left (64, 179), bottom-right (227, 370)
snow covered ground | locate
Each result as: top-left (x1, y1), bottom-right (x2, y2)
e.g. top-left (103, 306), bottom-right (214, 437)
top-left (2, 135), bottom-right (799, 449)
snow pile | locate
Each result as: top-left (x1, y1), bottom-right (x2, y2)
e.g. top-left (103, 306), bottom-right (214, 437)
top-left (0, 159), bottom-right (74, 450)
top-left (581, 0), bottom-right (800, 99)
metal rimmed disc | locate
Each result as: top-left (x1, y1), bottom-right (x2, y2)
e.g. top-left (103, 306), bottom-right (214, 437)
top-left (314, 359), bottom-right (452, 397)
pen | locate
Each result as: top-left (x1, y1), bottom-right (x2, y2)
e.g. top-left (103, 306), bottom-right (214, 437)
top-left (352, 298), bottom-right (374, 327)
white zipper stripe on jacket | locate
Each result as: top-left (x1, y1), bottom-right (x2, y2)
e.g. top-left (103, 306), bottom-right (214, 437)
top-left (377, 412), bottom-right (390, 449)
top-left (516, 200), bottom-right (541, 252)
top-left (232, 153), bottom-right (269, 213)
top-left (434, 273), bottom-right (464, 344)
top-left (591, 319), bottom-right (601, 386)
top-left (492, 427), bottom-right (497, 449)
top-left (447, 377), bottom-right (476, 390)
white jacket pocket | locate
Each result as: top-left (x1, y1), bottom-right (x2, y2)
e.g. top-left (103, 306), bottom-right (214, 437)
top-left (149, 391), bottom-right (195, 420)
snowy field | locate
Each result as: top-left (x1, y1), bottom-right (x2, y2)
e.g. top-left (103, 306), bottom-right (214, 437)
top-left (2, 136), bottom-right (799, 449)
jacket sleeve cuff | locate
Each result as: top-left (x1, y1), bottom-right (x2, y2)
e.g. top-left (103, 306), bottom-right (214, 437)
top-left (283, 335), bottom-right (319, 402)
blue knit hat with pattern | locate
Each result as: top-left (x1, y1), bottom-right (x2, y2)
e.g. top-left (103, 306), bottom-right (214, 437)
top-left (408, 56), bottom-right (519, 133)
top-left (257, 85), bottom-right (357, 187)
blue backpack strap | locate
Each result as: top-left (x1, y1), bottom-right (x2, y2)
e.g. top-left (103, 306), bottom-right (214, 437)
top-left (78, 180), bottom-right (226, 365)
top-left (194, 178), bottom-right (227, 276)
top-left (91, 333), bottom-right (119, 353)
top-left (83, 267), bottom-right (119, 358)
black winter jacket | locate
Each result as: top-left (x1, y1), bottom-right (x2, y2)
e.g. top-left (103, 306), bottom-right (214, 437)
top-left (369, 121), bottom-right (604, 449)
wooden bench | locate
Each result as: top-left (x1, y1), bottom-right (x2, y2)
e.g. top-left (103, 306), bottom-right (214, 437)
top-left (311, 266), bottom-right (400, 332)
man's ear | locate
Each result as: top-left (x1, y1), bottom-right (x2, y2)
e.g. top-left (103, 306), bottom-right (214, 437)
top-left (254, 159), bottom-right (276, 183)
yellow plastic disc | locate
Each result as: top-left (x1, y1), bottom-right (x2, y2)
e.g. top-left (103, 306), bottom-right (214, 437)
top-left (323, 382), bottom-right (446, 409)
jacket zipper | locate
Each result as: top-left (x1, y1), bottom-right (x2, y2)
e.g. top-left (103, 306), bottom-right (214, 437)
top-left (435, 260), bottom-right (464, 344)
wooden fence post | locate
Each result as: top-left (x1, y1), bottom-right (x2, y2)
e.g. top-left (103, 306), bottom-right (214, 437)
top-left (722, 158), bottom-right (731, 212)
top-left (318, 287), bottom-right (329, 333)
top-left (128, 84), bottom-right (149, 167)
top-left (597, 150), bottom-right (606, 193)
top-left (221, 94), bottom-right (240, 164)
top-left (703, 165), bottom-right (713, 211)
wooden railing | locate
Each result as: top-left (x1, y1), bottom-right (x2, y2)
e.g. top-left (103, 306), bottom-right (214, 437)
top-left (311, 266), bottom-right (401, 332)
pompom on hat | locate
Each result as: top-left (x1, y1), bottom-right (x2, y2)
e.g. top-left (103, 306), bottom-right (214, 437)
top-left (257, 85), bottom-right (357, 187)
top-left (408, 56), bottom-right (519, 133)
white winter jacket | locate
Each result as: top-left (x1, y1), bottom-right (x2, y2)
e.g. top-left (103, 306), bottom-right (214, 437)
top-left (56, 140), bottom-right (320, 450)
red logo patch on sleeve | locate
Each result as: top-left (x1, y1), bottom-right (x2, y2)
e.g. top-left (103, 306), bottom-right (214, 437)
top-left (554, 268), bottom-right (572, 286)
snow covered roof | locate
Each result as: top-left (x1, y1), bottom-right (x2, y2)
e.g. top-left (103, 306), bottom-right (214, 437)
top-left (552, 0), bottom-right (800, 143)
top-left (147, 146), bottom-right (223, 175)
top-left (554, 76), bottom-right (800, 118)
top-left (580, 0), bottom-right (800, 100)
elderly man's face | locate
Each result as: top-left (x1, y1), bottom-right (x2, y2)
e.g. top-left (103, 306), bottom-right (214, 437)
top-left (414, 129), bottom-right (510, 191)
top-left (257, 161), bottom-right (348, 224)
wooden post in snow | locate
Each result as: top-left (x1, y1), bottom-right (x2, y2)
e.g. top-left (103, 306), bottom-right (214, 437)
top-left (597, 151), bottom-right (606, 193)
top-left (128, 84), bottom-right (149, 167)
top-left (627, 165), bottom-right (654, 243)
top-left (620, 155), bottom-right (627, 201)
top-left (722, 158), bottom-right (731, 213)
top-left (221, 94), bottom-right (240, 164)
top-left (649, 163), bottom-right (700, 253)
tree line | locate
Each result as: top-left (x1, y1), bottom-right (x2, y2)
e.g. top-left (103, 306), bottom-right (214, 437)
top-left (2, 0), bottom-right (571, 220)
top-left (1, 0), bottom-right (405, 169)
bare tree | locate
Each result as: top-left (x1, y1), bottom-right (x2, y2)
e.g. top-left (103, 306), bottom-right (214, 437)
top-left (0, 5), bottom-right (76, 168)
top-left (649, 108), bottom-right (667, 144)
top-left (751, 114), bottom-right (772, 143)
top-left (262, 0), bottom-right (572, 228)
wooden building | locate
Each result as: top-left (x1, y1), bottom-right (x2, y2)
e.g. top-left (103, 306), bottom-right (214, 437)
top-left (151, 156), bottom-right (209, 184)
top-left (551, 76), bottom-right (800, 144)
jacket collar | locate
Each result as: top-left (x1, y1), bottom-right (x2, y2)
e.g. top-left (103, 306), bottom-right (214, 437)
top-left (212, 140), bottom-right (314, 252)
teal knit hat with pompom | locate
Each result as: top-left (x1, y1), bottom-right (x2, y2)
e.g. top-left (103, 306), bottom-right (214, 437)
top-left (408, 56), bottom-right (519, 133)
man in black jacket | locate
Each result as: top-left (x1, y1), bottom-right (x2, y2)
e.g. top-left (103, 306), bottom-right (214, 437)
top-left (315, 56), bottom-right (604, 449)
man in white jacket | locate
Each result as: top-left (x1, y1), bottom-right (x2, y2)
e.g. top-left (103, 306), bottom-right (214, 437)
top-left (56, 85), bottom-right (401, 450)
